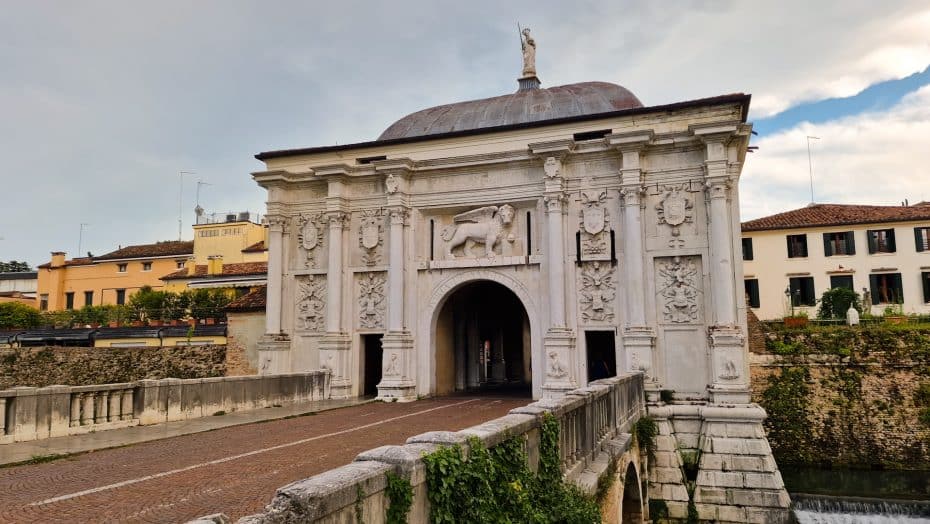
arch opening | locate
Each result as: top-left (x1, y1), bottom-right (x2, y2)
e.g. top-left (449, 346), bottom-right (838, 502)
top-left (620, 462), bottom-right (643, 522)
top-left (434, 280), bottom-right (532, 396)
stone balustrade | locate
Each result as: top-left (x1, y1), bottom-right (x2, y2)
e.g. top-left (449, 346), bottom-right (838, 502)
top-left (0, 371), bottom-right (331, 445)
top-left (211, 372), bottom-right (644, 524)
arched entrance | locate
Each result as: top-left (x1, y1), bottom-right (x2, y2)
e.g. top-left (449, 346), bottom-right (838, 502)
top-left (620, 462), bottom-right (643, 522)
top-left (434, 280), bottom-right (532, 396)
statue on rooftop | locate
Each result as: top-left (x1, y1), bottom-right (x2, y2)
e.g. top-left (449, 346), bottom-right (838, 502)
top-left (520, 27), bottom-right (536, 77)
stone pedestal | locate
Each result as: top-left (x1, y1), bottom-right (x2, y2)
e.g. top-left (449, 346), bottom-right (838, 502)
top-left (377, 331), bottom-right (416, 402)
top-left (708, 325), bottom-right (750, 404)
top-left (622, 326), bottom-right (656, 383)
top-left (542, 329), bottom-right (576, 398)
top-left (257, 333), bottom-right (292, 375)
top-left (319, 333), bottom-right (351, 399)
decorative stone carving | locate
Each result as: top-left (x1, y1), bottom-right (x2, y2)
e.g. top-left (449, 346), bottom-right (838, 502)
top-left (718, 359), bottom-right (739, 380)
top-left (579, 261), bottom-right (616, 322)
top-left (357, 272), bottom-right (386, 329)
top-left (543, 156), bottom-right (561, 178)
top-left (578, 190), bottom-right (610, 259)
top-left (296, 275), bottom-right (326, 332)
top-left (656, 184), bottom-right (693, 237)
top-left (389, 207), bottom-right (408, 226)
top-left (520, 27), bottom-right (536, 77)
top-left (326, 211), bottom-right (348, 229)
top-left (357, 209), bottom-right (383, 266)
top-left (546, 350), bottom-right (567, 379)
top-left (383, 352), bottom-right (400, 376)
top-left (657, 256), bottom-right (700, 323)
top-left (265, 214), bottom-right (288, 231)
top-left (384, 174), bottom-right (399, 194)
top-left (297, 213), bottom-right (325, 268)
top-left (441, 204), bottom-right (515, 258)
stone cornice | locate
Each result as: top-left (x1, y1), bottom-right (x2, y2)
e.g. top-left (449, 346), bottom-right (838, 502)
top-left (689, 121), bottom-right (741, 139)
top-left (606, 130), bottom-right (654, 150)
top-left (528, 138), bottom-right (576, 156)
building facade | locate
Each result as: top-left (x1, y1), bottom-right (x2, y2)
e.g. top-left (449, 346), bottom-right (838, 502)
top-left (252, 76), bottom-right (755, 405)
top-left (36, 241), bottom-right (193, 311)
top-left (742, 203), bottom-right (930, 320)
top-left (0, 271), bottom-right (37, 305)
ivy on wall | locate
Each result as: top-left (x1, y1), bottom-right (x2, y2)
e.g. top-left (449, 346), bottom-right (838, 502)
top-left (755, 324), bottom-right (930, 470)
top-left (422, 413), bottom-right (601, 524)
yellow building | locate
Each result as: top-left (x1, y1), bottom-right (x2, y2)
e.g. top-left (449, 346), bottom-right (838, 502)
top-left (36, 241), bottom-right (193, 311)
top-left (192, 210), bottom-right (266, 264)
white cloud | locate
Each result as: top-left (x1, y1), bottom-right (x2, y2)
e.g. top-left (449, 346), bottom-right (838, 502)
top-left (741, 84), bottom-right (930, 219)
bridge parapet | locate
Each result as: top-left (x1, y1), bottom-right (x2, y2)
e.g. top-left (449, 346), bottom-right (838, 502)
top-left (226, 372), bottom-right (646, 523)
top-left (0, 371), bottom-right (331, 444)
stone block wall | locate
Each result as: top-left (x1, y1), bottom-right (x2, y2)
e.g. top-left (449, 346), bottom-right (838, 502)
top-left (0, 345), bottom-right (226, 389)
top-left (226, 311), bottom-right (263, 375)
top-left (750, 324), bottom-right (930, 469)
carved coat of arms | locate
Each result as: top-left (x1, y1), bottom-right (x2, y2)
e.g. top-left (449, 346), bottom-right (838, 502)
top-left (297, 214), bottom-right (324, 268)
top-left (656, 185), bottom-right (694, 237)
top-left (358, 210), bottom-right (383, 266)
top-left (578, 190), bottom-right (610, 260)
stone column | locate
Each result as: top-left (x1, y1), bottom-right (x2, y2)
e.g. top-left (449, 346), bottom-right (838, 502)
top-left (320, 211), bottom-right (352, 398)
top-left (614, 137), bottom-right (657, 384)
top-left (378, 206), bottom-right (416, 401)
top-left (699, 130), bottom-right (750, 404)
top-left (541, 156), bottom-right (575, 398)
top-left (257, 215), bottom-right (292, 375)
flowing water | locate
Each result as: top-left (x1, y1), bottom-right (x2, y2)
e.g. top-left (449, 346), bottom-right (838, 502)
top-left (782, 467), bottom-right (930, 523)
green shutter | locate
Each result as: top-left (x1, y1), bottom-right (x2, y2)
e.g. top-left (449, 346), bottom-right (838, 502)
top-left (887, 229), bottom-right (897, 252)
top-left (869, 275), bottom-right (879, 302)
top-left (867, 231), bottom-right (877, 254)
top-left (846, 231), bottom-right (856, 255)
top-left (923, 273), bottom-right (930, 302)
top-left (823, 233), bottom-right (833, 256)
top-left (893, 273), bottom-right (903, 302)
top-left (916, 228), bottom-right (927, 252)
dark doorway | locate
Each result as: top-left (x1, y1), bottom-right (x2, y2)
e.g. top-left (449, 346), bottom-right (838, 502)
top-left (436, 281), bottom-right (531, 396)
top-left (362, 334), bottom-right (383, 397)
top-left (621, 463), bottom-right (643, 522)
top-left (585, 330), bottom-right (616, 383)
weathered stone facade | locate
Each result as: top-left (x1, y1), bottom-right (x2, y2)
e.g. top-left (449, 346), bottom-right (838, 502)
top-left (0, 345), bottom-right (226, 389)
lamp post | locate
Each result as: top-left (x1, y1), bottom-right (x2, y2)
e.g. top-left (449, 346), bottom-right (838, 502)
top-left (785, 286), bottom-right (794, 317)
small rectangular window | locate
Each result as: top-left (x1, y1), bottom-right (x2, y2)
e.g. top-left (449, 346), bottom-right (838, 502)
top-left (922, 272), bottom-right (930, 303)
top-left (823, 231), bottom-right (856, 256)
top-left (915, 227), bottom-right (930, 252)
top-left (65, 292), bottom-right (75, 310)
top-left (742, 238), bottom-right (754, 261)
top-left (142, 262), bottom-right (152, 271)
top-left (789, 277), bottom-right (816, 307)
top-left (84, 290), bottom-right (94, 306)
top-left (356, 155), bottom-right (386, 165)
top-left (744, 279), bottom-right (760, 308)
top-left (787, 234), bottom-right (808, 258)
top-left (116, 289), bottom-right (126, 306)
top-left (867, 228), bottom-right (896, 254)
top-left (572, 129), bottom-right (611, 141)
top-left (117, 263), bottom-right (128, 273)
top-left (869, 273), bottom-right (903, 304)
top-left (39, 294), bottom-right (49, 311)
top-left (830, 275), bottom-right (854, 290)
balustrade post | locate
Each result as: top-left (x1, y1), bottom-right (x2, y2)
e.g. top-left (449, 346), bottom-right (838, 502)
top-left (81, 393), bottom-right (94, 426)
top-left (121, 389), bottom-right (134, 421)
top-left (94, 392), bottom-right (106, 424)
top-left (108, 391), bottom-right (120, 422)
top-left (0, 398), bottom-right (6, 435)
top-left (70, 394), bottom-right (81, 427)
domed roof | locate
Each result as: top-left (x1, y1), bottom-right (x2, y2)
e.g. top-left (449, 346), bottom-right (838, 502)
top-left (378, 81), bottom-right (643, 141)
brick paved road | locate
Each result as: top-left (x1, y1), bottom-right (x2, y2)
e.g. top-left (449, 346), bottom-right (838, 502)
top-left (0, 396), bottom-right (526, 523)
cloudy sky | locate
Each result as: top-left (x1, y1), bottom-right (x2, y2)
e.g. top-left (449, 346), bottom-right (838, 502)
top-left (2, 1), bottom-right (928, 267)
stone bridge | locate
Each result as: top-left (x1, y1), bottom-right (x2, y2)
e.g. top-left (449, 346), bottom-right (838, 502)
top-left (199, 372), bottom-right (648, 523)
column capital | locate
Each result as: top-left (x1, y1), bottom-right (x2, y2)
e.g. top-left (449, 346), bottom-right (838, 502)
top-left (325, 211), bottom-right (349, 229)
top-left (620, 185), bottom-right (646, 207)
top-left (543, 193), bottom-right (566, 213)
top-left (388, 207), bottom-right (410, 225)
top-left (264, 214), bottom-right (288, 233)
top-left (705, 178), bottom-right (730, 200)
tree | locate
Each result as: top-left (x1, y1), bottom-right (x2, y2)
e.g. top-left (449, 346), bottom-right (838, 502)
top-left (0, 302), bottom-right (42, 329)
top-left (0, 260), bottom-right (32, 272)
top-left (817, 287), bottom-right (862, 320)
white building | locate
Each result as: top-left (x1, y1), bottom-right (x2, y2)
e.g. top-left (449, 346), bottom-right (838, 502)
top-left (742, 203), bottom-right (930, 320)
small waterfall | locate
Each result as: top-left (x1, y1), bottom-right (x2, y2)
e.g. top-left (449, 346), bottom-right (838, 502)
top-left (793, 493), bottom-right (930, 523)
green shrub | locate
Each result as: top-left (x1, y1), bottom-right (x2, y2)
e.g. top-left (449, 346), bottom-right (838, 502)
top-left (817, 287), bottom-right (861, 320)
top-left (0, 302), bottom-right (42, 329)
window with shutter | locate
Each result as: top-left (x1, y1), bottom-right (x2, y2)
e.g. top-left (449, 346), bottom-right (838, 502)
top-left (830, 275), bottom-right (853, 290)
top-left (742, 238), bottom-right (754, 261)
top-left (923, 272), bottom-right (930, 303)
top-left (823, 231), bottom-right (855, 256)
top-left (868, 229), bottom-right (896, 254)
top-left (870, 273), bottom-right (903, 304)
top-left (744, 279), bottom-right (760, 308)
top-left (915, 227), bottom-right (930, 252)
top-left (789, 276), bottom-right (816, 306)
top-left (787, 234), bottom-right (808, 258)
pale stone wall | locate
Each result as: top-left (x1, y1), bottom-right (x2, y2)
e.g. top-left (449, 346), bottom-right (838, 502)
top-left (0, 345), bottom-right (226, 390)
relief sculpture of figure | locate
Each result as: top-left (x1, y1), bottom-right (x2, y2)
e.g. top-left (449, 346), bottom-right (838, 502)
top-left (520, 27), bottom-right (536, 77)
top-left (441, 204), bottom-right (515, 258)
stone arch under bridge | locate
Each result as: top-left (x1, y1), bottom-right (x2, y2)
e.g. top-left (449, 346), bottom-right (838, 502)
top-left (420, 268), bottom-right (544, 399)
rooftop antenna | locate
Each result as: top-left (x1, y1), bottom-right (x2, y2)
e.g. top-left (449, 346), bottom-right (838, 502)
top-left (178, 171), bottom-right (195, 240)
top-left (78, 223), bottom-right (89, 257)
top-left (806, 136), bottom-right (820, 204)
top-left (196, 179), bottom-right (212, 208)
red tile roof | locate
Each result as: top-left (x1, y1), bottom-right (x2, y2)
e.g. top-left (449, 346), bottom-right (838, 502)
top-left (241, 240), bottom-right (266, 253)
top-left (741, 204), bottom-right (930, 232)
top-left (226, 286), bottom-right (266, 312)
top-left (36, 257), bottom-right (95, 269)
top-left (94, 241), bottom-right (194, 261)
top-left (160, 261), bottom-right (267, 280)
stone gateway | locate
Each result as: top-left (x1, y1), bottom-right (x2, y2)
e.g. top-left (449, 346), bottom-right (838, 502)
top-left (252, 36), bottom-right (789, 520)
